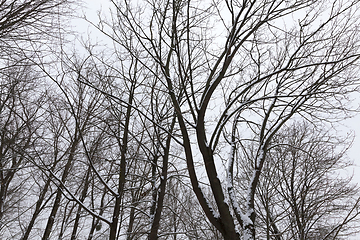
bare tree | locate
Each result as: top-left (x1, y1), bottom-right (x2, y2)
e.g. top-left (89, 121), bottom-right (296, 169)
top-left (89, 0), bottom-right (360, 239)
top-left (252, 122), bottom-right (360, 239)
top-left (0, 4), bottom-right (74, 235)
top-left (0, 61), bottom-right (45, 239)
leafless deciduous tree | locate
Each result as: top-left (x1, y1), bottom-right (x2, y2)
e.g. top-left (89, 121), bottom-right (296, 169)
top-left (248, 122), bottom-right (360, 239)
top-left (88, 0), bottom-right (360, 239)
top-left (0, 62), bottom-right (45, 239)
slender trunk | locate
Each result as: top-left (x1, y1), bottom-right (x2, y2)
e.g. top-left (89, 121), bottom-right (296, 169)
top-left (149, 154), bottom-right (159, 218)
top-left (22, 178), bottom-right (52, 240)
top-left (71, 166), bottom-right (91, 240)
top-left (87, 188), bottom-right (107, 240)
top-left (108, 119), bottom-right (129, 239)
top-left (58, 201), bottom-right (75, 240)
top-left (109, 80), bottom-right (135, 240)
top-left (42, 188), bottom-right (63, 240)
top-left (23, 136), bottom-right (62, 240)
top-left (148, 116), bottom-right (175, 240)
top-left (126, 201), bottom-right (136, 240)
top-left (42, 139), bottom-right (79, 240)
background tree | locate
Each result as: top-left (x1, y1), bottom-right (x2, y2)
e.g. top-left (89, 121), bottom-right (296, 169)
top-left (253, 122), bottom-right (360, 239)
top-left (0, 61), bottom-right (45, 239)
